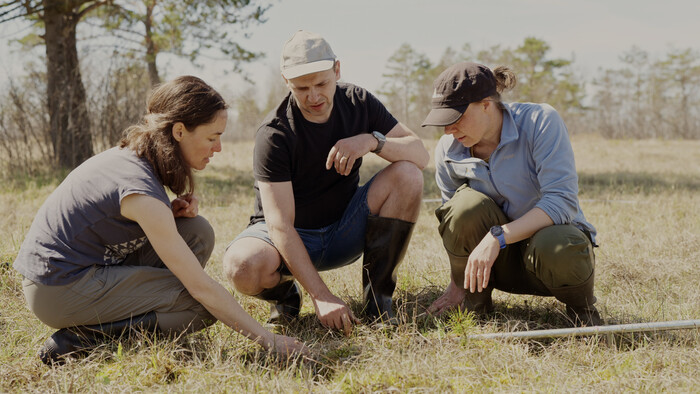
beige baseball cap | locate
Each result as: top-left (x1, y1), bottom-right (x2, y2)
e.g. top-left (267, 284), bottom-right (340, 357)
top-left (280, 30), bottom-right (336, 79)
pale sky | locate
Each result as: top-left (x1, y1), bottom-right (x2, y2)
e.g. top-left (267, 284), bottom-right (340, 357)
top-left (1, 0), bottom-right (699, 98)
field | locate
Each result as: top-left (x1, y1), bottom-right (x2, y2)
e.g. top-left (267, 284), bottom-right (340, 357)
top-left (1, 135), bottom-right (699, 392)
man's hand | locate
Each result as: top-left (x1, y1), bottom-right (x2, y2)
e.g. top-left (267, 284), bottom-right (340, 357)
top-left (464, 232), bottom-right (500, 293)
top-left (171, 194), bottom-right (199, 218)
top-left (325, 134), bottom-right (375, 176)
top-left (311, 293), bottom-right (360, 336)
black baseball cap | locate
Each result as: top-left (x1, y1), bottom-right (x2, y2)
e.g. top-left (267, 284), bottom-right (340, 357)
top-left (421, 62), bottom-right (497, 127)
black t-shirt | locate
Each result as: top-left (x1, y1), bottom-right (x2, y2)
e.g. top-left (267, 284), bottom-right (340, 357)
top-left (251, 82), bottom-right (398, 229)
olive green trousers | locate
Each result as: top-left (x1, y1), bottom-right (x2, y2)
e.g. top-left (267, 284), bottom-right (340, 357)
top-left (436, 186), bottom-right (595, 297)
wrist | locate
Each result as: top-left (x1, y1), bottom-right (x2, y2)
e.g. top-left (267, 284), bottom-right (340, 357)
top-left (255, 331), bottom-right (276, 349)
top-left (489, 225), bottom-right (507, 249)
top-left (370, 131), bottom-right (386, 153)
top-left (309, 286), bottom-right (334, 302)
top-left (366, 134), bottom-right (377, 152)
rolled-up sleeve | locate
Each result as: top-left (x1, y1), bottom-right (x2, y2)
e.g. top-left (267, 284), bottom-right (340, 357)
top-left (435, 137), bottom-right (463, 202)
top-left (532, 105), bottom-right (579, 224)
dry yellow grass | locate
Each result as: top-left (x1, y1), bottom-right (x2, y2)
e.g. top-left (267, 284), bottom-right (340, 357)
top-left (1, 135), bottom-right (698, 392)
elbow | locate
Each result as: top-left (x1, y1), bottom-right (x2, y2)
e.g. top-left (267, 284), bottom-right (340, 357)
top-left (417, 150), bottom-right (430, 170)
top-left (187, 287), bottom-right (207, 304)
top-left (413, 146), bottom-right (430, 170)
top-left (185, 279), bottom-right (214, 305)
top-left (537, 198), bottom-right (577, 225)
top-left (560, 196), bottom-right (579, 223)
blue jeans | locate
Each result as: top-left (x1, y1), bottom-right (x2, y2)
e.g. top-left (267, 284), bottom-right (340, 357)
top-left (231, 177), bottom-right (376, 274)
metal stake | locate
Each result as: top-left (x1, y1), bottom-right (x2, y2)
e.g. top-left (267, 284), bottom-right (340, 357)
top-left (467, 319), bottom-right (700, 340)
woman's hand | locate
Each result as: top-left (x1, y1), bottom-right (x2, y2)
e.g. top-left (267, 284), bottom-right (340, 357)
top-left (465, 232), bottom-right (501, 293)
top-left (171, 194), bottom-right (199, 218)
top-left (266, 334), bottom-right (312, 357)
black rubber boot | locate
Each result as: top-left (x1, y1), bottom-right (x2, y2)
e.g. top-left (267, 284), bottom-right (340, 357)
top-left (38, 311), bottom-right (159, 365)
top-left (362, 216), bottom-right (415, 324)
top-left (549, 272), bottom-right (603, 327)
top-left (255, 274), bottom-right (302, 324)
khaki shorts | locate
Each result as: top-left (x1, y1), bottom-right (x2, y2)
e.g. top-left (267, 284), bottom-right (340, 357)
top-left (23, 216), bottom-right (216, 332)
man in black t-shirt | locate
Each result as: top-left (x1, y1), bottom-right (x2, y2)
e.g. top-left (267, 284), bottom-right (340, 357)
top-left (223, 30), bottom-right (429, 333)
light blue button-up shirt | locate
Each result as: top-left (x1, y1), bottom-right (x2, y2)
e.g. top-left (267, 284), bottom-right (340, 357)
top-left (435, 102), bottom-right (596, 242)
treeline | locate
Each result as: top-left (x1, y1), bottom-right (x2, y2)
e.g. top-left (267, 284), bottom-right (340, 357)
top-left (234, 38), bottom-right (700, 141)
top-left (1, 32), bottom-right (700, 176)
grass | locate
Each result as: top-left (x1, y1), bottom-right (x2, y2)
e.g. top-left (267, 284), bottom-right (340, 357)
top-left (1, 134), bottom-right (699, 392)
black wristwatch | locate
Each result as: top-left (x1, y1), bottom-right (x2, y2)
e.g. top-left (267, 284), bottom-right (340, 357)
top-left (371, 131), bottom-right (386, 153)
top-left (490, 225), bottom-right (506, 249)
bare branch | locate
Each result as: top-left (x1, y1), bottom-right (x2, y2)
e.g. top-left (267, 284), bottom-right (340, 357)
top-left (76, 0), bottom-right (109, 20)
top-left (0, 2), bottom-right (43, 23)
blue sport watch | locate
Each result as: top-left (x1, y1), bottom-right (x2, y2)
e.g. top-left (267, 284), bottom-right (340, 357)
top-left (490, 225), bottom-right (506, 249)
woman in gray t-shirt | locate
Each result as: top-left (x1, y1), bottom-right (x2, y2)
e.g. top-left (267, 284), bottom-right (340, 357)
top-left (14, 76), bottom-right (308, 364)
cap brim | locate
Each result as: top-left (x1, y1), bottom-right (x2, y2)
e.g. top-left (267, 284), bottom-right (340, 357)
top-left (421, 105), bottom-right (468, 127)
top-left (282, 59), bottom-right (335, 79)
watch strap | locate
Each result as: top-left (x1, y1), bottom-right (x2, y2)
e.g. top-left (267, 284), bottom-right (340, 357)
top-left (496, 232), bottom-right (506, 249)
top-left (490, 225), bottom-right (506, 249)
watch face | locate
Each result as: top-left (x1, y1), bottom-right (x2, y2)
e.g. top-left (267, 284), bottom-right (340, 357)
top-left (371, 131), bottom-right (385, 153)
top-left (372, 131), bottom-right (386, 142)
top-left (490, 226), bottom-right (503, 236)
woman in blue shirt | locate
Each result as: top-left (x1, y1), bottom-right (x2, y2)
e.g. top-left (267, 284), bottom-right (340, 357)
top-left (422, 62), bottom-right (601, 326)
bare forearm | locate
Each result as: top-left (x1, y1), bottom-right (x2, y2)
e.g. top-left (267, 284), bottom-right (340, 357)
top-left (123, 194), bottom-right (278, 350)
top-left (269, 226), bottom-right (333, 301)
top-left (193, 278), bottom-right (274, 345)
top-left (379, 134), bottom-right (429, 169)
top-left (501, 207), bottom-right (554, 245)
top-left (153, 243), bottom-right (274, 346)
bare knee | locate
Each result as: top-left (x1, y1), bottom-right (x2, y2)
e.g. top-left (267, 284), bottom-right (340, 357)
top-left (223, 250), bottom-right (260, 295)
top-left (222, 239), bottom-right (281, 295)
top-left (389, 161), bottom-right (424, 198)
top-left (370, 161), bottom-right (424, 220)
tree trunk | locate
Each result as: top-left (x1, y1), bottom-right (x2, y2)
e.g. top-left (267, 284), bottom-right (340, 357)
top-left (43, 0), bottom-right (93, 168)
top-left (144, 1), bottom-right (160, 87)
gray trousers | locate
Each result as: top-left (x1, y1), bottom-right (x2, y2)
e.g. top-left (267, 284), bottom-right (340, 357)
top-left (436, 186), bottom-right (595, 295)
top-left (22, 216), bottom-right (216, 334)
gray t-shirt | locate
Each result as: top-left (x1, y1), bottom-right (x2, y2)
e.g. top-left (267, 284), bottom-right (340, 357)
top-left (14, 147), bottom-right (171, 286)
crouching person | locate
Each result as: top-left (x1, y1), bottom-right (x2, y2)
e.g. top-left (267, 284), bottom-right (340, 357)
top-left (14, 76), bottom-right (308, 365)
top-left (423, 62), bottom-right (602, 326)
top-left (223, 31), bottom-right (429, 334)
